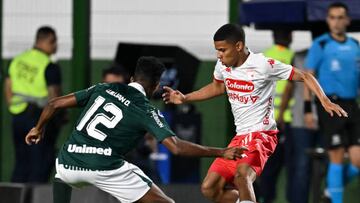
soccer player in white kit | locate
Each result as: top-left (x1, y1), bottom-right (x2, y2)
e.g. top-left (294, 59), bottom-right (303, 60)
top-left (162, 24), bottom-right (348, 203)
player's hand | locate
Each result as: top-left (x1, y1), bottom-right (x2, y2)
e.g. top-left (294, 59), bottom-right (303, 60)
top-left (25, 127), bottom-right (43, 145)
top-left (321, 99), bottom-right (348, 117)
top-left (222, 146), bottom-right (248, 160)
top-left (162, 86), bottom-right (186, 104)
top-left (304, 113), bottom-right (316, 129)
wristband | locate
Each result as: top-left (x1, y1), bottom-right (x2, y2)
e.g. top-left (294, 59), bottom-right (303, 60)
top-left (304, 101), bottom-right (312, 113)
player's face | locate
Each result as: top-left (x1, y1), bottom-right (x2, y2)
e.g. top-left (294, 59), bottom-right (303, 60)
top-left (327, 7), bottom-right (349, 35)
top-left (214, 40), bottom-right (242, 67)
top-left (40, 34), bottom-right (58, 55)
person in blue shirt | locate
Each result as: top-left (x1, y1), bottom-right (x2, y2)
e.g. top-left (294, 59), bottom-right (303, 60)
top-left (305, 2), bottom-right (360, 203)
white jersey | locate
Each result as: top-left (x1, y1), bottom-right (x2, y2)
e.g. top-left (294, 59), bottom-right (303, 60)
top-left (213, 52), bottom-right (294, 135)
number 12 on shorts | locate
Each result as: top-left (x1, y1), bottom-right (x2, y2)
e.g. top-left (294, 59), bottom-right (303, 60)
top-left (76, 96), bottom-right (123, 141)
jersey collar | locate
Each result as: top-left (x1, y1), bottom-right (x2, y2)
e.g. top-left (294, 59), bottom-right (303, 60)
top-left (234, 51), bottom-right (252, 69)
top-left (327, 32), bottom-right (347, 43)
top-left (128, 82), bottom-right (146, 96)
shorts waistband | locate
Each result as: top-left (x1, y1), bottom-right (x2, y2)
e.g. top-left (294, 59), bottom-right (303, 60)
top-left (235, 130), bottom-right (279, 137)
top-left (56, 159), bottom-right (104, 172)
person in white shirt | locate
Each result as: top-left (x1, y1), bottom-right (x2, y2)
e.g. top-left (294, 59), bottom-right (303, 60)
top-left (162, 23), bottom-right (347, 203)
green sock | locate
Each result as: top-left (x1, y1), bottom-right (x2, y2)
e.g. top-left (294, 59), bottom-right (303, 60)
top-left (53, 178), bottom-right (72, 203)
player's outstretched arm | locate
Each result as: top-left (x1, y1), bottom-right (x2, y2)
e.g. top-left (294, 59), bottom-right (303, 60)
top-left (161, 136), bottom-right (247, 160)
top-left (25, 94), bottom-right (78, 145)
top-left (162, 79), bottom-right (225, 104)
top-left (291, 68), bottom-right (348, 117)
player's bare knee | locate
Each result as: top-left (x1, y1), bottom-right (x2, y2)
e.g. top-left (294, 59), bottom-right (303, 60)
top-left (234, 164), bottom-right (255, 184)
top-left (201, 182), bottom-right (216, 199)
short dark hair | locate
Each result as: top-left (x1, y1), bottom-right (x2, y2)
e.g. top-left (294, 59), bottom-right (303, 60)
top-left (328, 2), bottom-right (349, 15)
top-left (36, 26), bottom-right (56, 42)
top-left (213, 23), bottom-right (245, 43)
top-left (134, 56), bottom-right (165, 87)
top-left (102, 65), bottom-right (130, 82)
top-left (273, 29), bottom-right (292, 47)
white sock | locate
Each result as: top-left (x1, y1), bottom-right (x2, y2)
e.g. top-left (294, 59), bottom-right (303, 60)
top-left (239, 201), bottom-right (254, 203)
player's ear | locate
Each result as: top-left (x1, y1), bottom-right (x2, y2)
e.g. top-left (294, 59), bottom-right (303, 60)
top-left (345, 16), bottom-right (351, 27)
top-left (130, 76), bottom-right (134, 83)
top-left (235, 41), bottom-right (244, 52)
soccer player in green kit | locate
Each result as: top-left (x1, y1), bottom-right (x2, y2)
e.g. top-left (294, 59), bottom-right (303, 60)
top-left (25, 56), bottom-right (247, 203)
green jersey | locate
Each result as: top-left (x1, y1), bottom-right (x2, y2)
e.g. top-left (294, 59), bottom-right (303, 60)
top-left (58, 82), bottom-right (175, 170)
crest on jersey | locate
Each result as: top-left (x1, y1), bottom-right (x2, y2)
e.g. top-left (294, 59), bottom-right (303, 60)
top-left (267, 59), bottom-right (275, 68)
top-left (157, 110), bottom-right (164, 118)
top-left (225, 67), bottom-right (231, 72)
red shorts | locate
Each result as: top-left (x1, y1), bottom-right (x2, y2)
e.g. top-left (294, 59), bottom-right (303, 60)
top-left (208, 130), bottom-right (278, 183)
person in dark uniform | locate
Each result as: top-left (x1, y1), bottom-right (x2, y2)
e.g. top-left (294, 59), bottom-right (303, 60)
top-left (305, 3), bottom-right (360, 203)
top-left (4, 26), bottom-right (64, 183)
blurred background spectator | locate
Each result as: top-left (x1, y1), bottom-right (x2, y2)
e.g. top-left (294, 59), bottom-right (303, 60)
top-left (4, 26), bottom-right (65, 183)
top-left (102, 64), bottom-right (130, 84)
top-left (258, 29), bottom-right (295, 203)
top-left (288, 49), bottom-right (323, 203)
top-left (305, 3), bottom-right (360, 203)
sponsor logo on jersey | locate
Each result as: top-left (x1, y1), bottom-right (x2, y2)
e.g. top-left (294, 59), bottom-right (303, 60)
top-left (106, 89), bottom-right (131, 106)
top-left (157, 110), bottom-right (164, 118)
top-left (263, 96), bottom-right (273, 125)
top-left (151, 110), bottom-right (164, 128)
top-left (228, 93), bottom-right (259, 104)
top-left (225, 79), bottom-right (254, 93)
top-left (67, 144), bottom-right (112, 156)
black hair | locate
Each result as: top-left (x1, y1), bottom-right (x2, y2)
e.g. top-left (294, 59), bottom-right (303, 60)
top-left (213, 23), bottom-right (245, 43)
top-left (36, 26), bottom-right (56, 42)
top-left (273, 29), bottom-right (292, 47)
top-left (328, 2), bottom-right (349, 16)
top-left (102, 65), bottom-right (130, 83)
top-left (134, 56), bottom-right (165, 87)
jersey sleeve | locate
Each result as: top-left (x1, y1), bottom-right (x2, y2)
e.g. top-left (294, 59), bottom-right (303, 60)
top-left (265, 57), bottom-right (294, 81)
top-left (45, 63), bottom-right (61, 86)
top-left (305, 42), bottom-right (323, 71)
top-left (74, 83), bottom-right (104, 107)
top-left (213, 60), bottom-right (224, 83)
top-left (144, 108), bottom-right (175, 142)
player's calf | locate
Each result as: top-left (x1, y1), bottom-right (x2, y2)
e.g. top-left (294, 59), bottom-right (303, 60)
top-left (349, 146), bottom-right (360, 168)
top-left (200, 172), bottom-right (227, 202)
top-left (234, 164), bottom-right (257, 202)
top-left (201, 181), bottom-right (221, 201)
